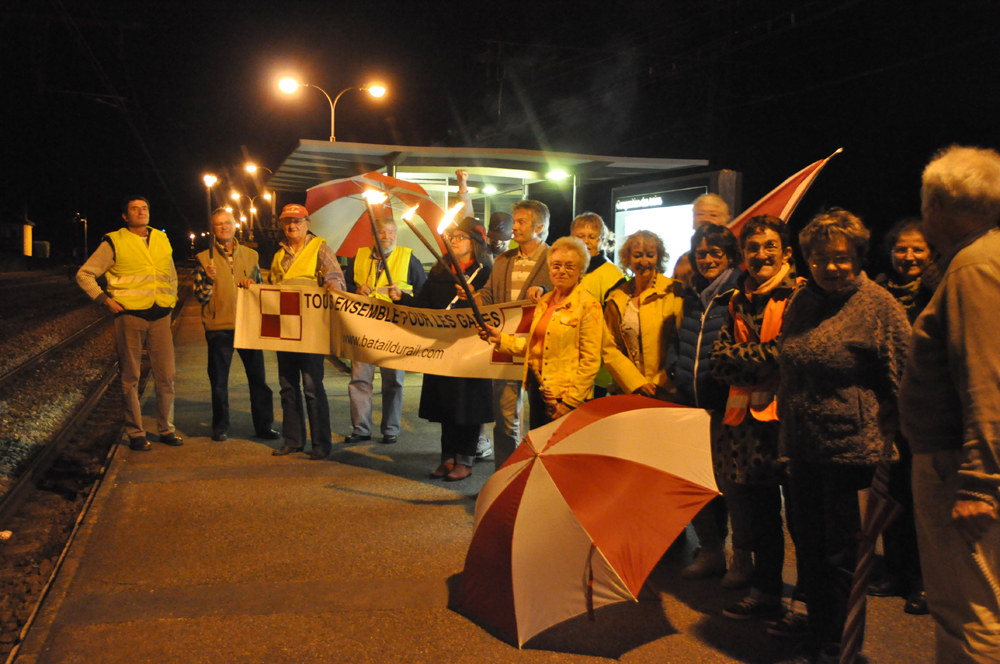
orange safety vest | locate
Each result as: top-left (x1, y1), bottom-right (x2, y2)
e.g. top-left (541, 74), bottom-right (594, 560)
top-left (721, 280), bottom-right (801, 426)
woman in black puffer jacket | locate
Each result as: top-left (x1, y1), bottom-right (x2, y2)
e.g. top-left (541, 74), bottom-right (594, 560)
top-left (673, 224), bottom-right (747, 586)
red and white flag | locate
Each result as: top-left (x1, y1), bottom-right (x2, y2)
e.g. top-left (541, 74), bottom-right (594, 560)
top-left (728, 148), bottom-right (843, 237)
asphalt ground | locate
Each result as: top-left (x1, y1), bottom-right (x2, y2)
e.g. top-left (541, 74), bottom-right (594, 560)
top-left (13, 295), bottom-right (935, 663)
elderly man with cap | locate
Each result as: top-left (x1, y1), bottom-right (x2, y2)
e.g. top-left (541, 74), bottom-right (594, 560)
top-left (77, 196), bottom-right (180, 451)
top-left (194, 207), bottom-right (279, 443)
top-left (344, 211), bottom-right (426, 446)
top-left (900, 145), bottom-right (1000, 663)
top-left (269, 203), bottom-right (346, 460)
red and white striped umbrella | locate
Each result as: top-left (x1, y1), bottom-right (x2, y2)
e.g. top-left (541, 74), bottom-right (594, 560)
top-left (304, 171), bottom-right (444, 258)
top-left (457, 395), bottom-right (718, 647)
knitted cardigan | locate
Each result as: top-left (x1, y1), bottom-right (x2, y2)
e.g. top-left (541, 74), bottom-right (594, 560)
top-left (777, 272), bottom-right (910, 465)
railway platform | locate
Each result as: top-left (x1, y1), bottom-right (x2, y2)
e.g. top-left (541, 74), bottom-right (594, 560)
top-left (12, 294), bottom-right (934, 663)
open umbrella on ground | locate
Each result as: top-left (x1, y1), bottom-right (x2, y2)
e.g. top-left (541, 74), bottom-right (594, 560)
top-left (457, 395), bottom-right (718, 647)
top-left (303, 171), bottom-right (444, 259)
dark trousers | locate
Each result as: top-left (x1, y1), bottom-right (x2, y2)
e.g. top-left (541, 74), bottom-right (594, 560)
top-left (441, 421), bottom-right (479, 464)
top-left (721, 480), bottom-right (787, 598)
top-left (276, 351), bottom-right (330, 449)
top-left (206, 330), bottom-right (274, 435)
top-left (788, 460), bottom-right (873, 650)
top-left (883, 442), bottom-right (922, 587)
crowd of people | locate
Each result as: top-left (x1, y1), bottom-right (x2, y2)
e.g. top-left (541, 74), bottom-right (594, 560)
top-left (76, 145), bottom-right (1000, 664)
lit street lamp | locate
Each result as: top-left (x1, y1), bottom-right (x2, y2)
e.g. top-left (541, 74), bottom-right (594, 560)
top-left (277, 77), bottom-right (387, 142)
top-left (245, 162), bottom-right (273, 175)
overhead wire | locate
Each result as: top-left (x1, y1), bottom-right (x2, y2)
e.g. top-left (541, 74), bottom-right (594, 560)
top-left (50, 0), bottom-right (192, 226)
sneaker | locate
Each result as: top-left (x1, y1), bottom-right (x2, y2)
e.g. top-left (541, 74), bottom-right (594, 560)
top-left (681, 548), bottom-right (727, 579)
top-left (476, 436), bottom-right (494, 460)
top-left (767, 610), bottom-right (810, 639)
top-left (723, 595), bottom-right (784, 621)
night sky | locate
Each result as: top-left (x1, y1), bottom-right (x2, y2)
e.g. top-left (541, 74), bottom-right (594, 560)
top-left (3, 0), bottom-right (999, 272)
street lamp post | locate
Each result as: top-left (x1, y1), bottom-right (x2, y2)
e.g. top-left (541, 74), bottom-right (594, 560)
top-left (244, 164), bottom-right (276, 221)
top-left (203, 174), bottom-right (218, 257)
top-left (72, 213), bottom-right (88, 262)
top-left (278, 77), bottom-right (386, 142)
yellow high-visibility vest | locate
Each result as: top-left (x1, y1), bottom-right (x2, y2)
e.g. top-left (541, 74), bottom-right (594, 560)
top-left (353, 246), bottom-right (412, 302)
top-left (105, 227), bottom-right (176, 310)
top-left (270, 236), bottom-right (326, 286)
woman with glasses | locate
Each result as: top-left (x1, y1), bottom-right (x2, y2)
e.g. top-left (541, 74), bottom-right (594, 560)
top-left (601, 230), bottom-right (684, 400)
top-left (875, 218), bottom-right (938, 324)
top-left (869, 218), bottom-right (938, 615)
top-left (570, 212), bottom-right (625, 303)
top-left (673, 224), bottom-right (746, 585)
top-left (777, 209), bottom-right (910, 661)
top-left (710, 215), bottom-right (803, 626)
top-left (479, 236), bottom-right (604, 427)
top-left (389, 217), bottom-right (493, 481)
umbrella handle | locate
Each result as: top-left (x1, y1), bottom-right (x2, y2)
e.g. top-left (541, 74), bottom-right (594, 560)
top-left (586, 544), bottom-right (596, 621)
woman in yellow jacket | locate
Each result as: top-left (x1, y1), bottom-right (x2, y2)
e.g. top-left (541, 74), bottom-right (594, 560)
top-left (602, 230), bottom-right (684, 398)
top-left (480, 236), bottom-right (604, 427)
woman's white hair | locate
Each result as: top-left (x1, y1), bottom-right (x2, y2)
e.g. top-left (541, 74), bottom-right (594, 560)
top-left (922, 145), bottom-right (1000, 220)
top-left (549, 236), bottom-right (590, 279)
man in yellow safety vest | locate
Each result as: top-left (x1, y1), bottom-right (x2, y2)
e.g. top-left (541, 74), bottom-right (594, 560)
top-left (344, 215), bottom-right (426, 445)
top-left (76, 196), bottom-right (180, 451)
top-left (269, 204), bottom-right (346, 460)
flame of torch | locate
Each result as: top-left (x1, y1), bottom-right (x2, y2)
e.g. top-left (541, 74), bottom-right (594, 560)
top-left (437, 202), bottom-right (467, 234)
top-left (401, 205), bottom-right (419, 222)
top-left (362, 190), bottom-right (388, 205)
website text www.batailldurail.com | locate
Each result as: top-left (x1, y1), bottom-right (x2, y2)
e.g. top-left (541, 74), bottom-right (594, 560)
top-left (341, 333), bottom-right (445, 360)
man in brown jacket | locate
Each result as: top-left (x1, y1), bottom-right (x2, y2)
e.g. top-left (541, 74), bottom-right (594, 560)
top-left (195, 208), bottom-right (279, 442)
top-left (900, 145), bottom-right (1000, 663)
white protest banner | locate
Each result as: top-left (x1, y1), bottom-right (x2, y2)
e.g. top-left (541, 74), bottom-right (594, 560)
top-left (330, 291), bottom-right (531, 380)
top-left (236, 286), bottom-right (533, 381)
top-left (235, 284), bottom-right (332, 355)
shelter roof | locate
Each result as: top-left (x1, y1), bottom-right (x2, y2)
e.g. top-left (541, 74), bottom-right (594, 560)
top-left (268, 140), bottom-right (707, 193)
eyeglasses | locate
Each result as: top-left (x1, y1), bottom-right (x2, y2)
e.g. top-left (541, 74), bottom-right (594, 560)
top-left (694, 248), bottom-right (727, 260)
top-left (743, 241), bottom-right (782, 257)
top-left (280, 218), bottom-right (307, 225)
top-left (549, 261), bottom-right (580, 273)
top-left (447, 233), bottom-right (471, 243)
top-left (808, 254), bottom-right (855, 268)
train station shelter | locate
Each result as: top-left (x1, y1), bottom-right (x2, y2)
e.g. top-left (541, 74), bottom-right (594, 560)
top-left (268, 140), bottom-right (708, 219)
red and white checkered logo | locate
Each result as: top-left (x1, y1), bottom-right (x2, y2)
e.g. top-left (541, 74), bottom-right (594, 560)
top-left (259, 289), bottom-right (301, 340)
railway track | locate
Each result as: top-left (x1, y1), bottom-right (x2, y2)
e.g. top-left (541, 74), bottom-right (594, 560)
top-left (0, 269), bottom-right (193, 659)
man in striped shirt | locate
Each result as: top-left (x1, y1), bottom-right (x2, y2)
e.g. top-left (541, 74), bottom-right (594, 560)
top-left (468, 200), bottom-right (553, 467)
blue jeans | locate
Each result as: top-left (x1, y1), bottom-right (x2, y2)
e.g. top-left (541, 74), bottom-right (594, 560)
top-left (348, 361), bottom-right (404, 437)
